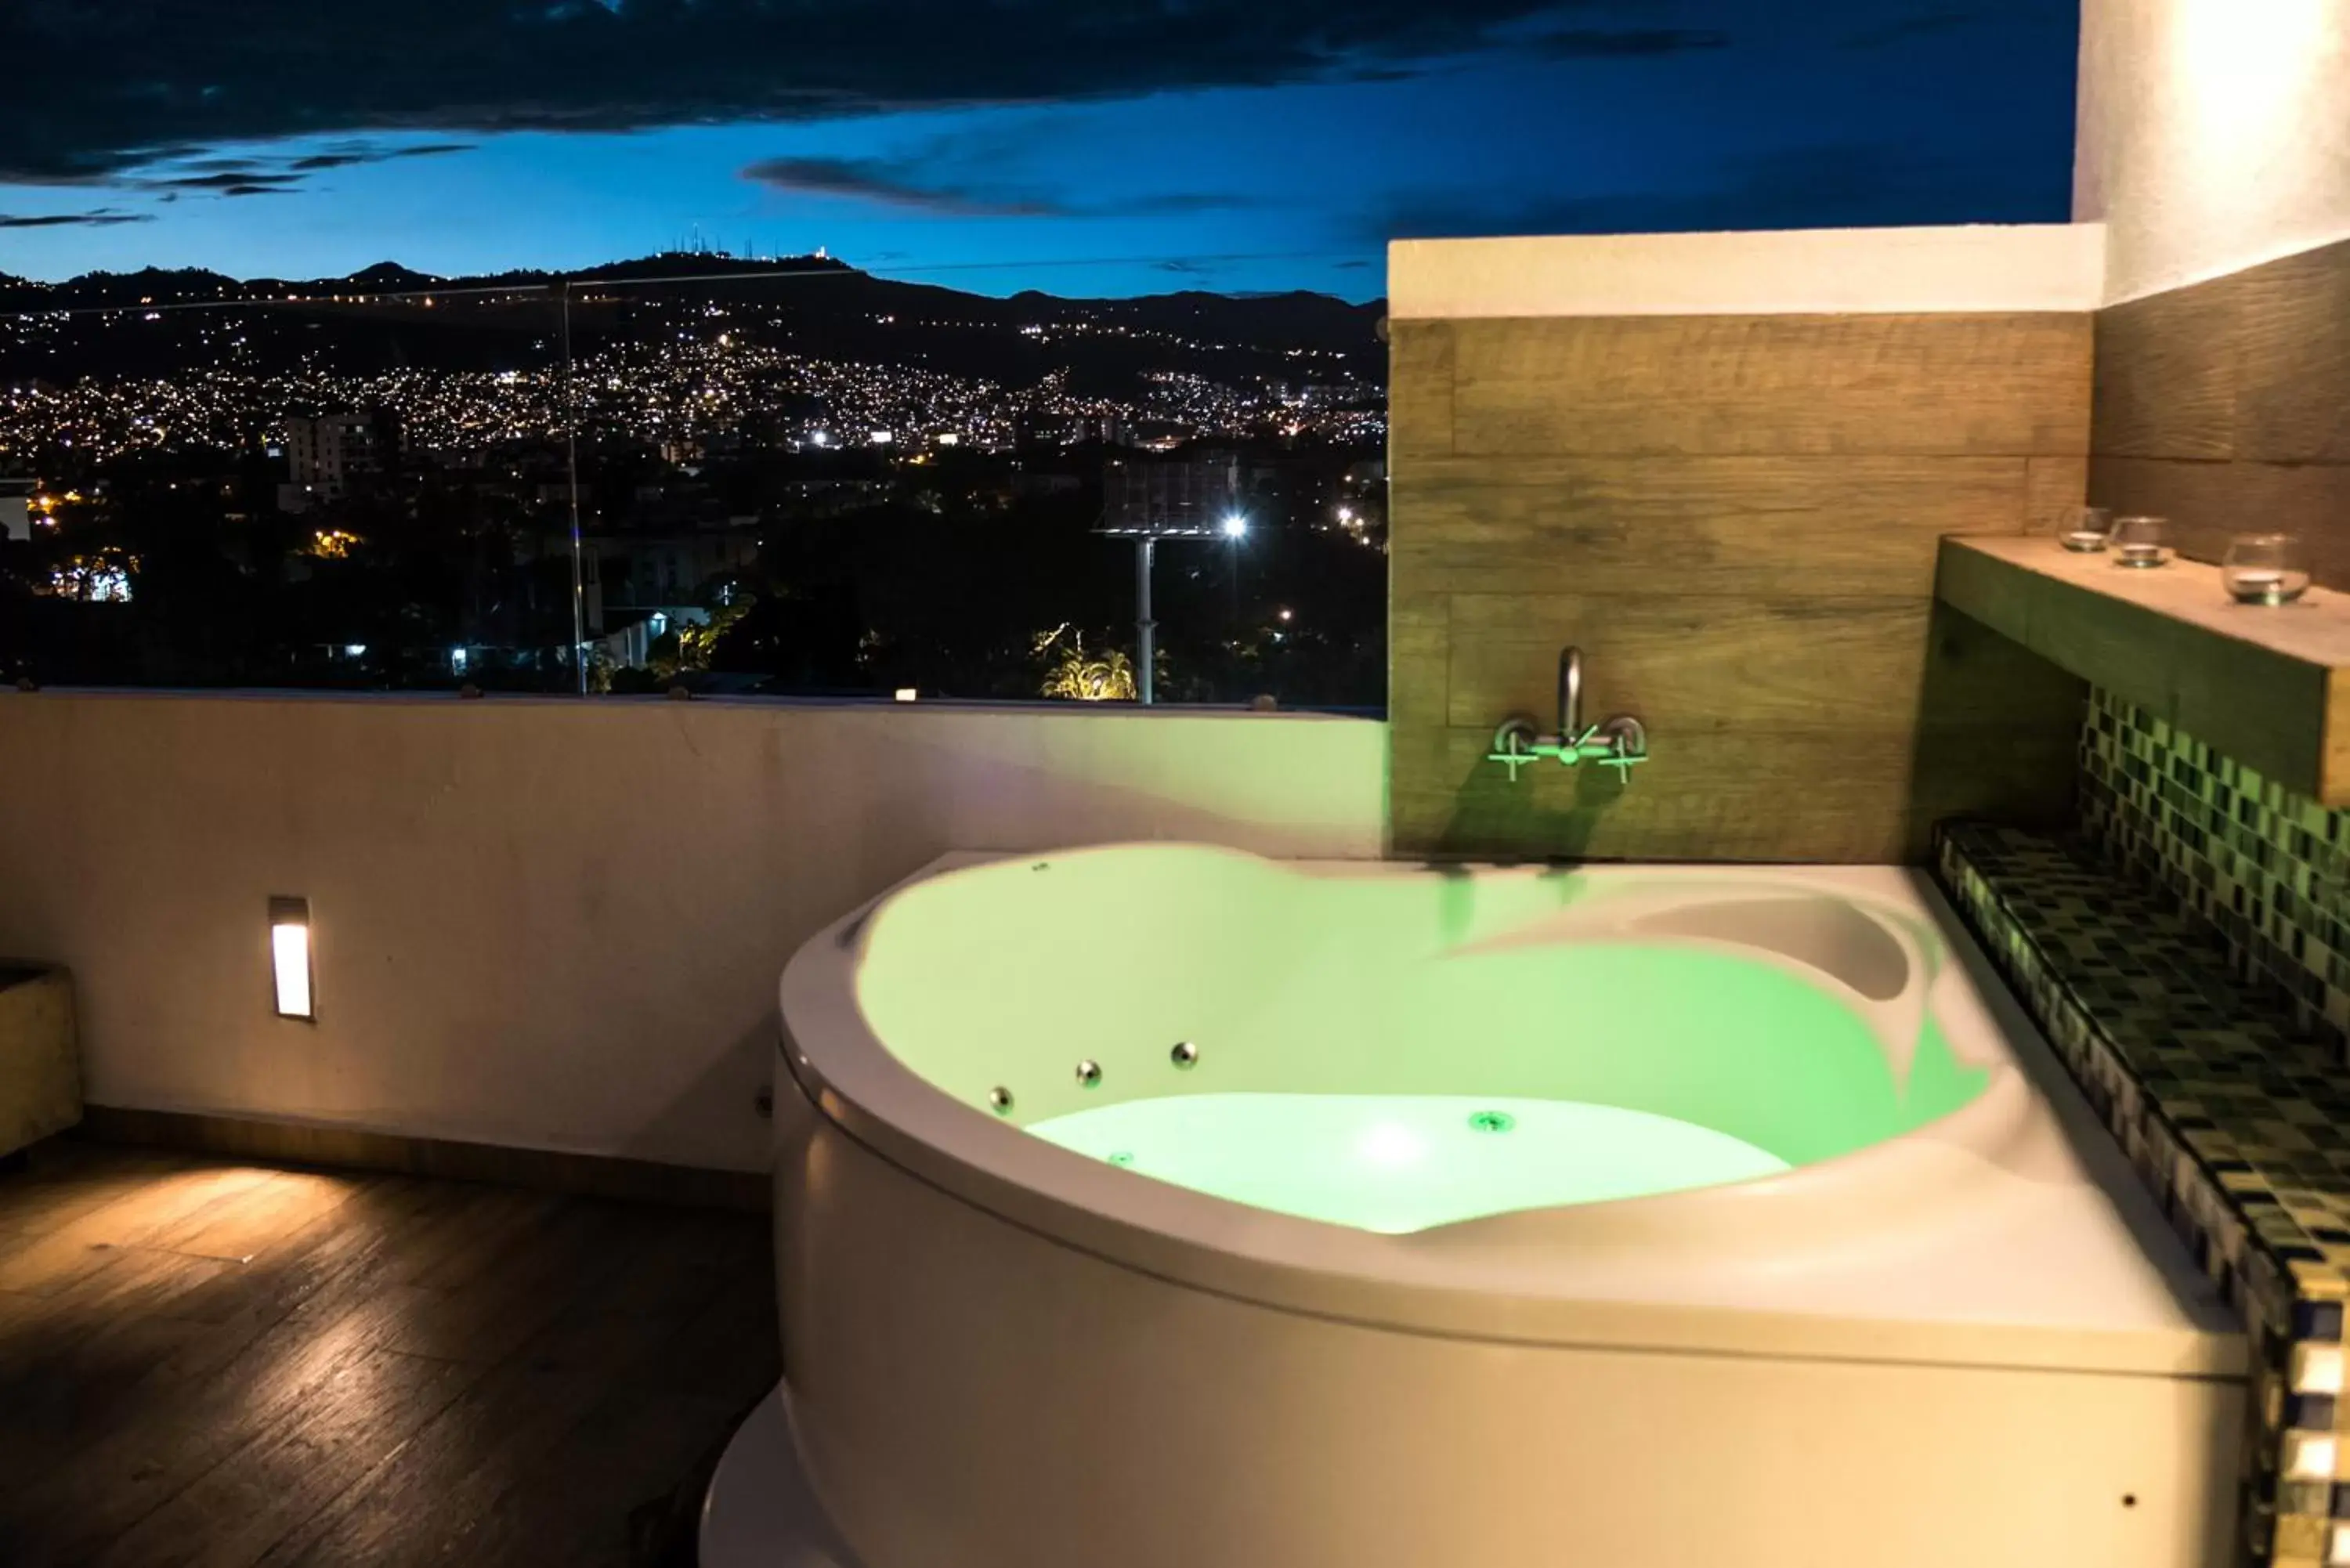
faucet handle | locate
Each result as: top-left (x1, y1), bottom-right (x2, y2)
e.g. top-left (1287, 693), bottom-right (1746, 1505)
top-left (1591, 716), bottom-right (1649, 782)
top-left (1487, 715), bottom-right (1542, 783)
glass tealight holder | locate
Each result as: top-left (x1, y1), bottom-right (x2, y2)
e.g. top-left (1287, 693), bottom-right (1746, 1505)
top-left (2222, 533), bottom-right (2312, 605)
top-left (2061, 506), bottom-right (2115, 552)
top-left (2110, 515), bottom-right (2174, 569)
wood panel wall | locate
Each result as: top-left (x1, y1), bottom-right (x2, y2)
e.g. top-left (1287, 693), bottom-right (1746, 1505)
top-left (2091, 236), bottom-right (2350, 583)
top-left (1389, 312), bottom-right (2093, 862)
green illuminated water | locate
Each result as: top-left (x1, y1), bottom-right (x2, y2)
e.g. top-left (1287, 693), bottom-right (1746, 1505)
top-left (1029, 1093), bottom-right (1792, 1234)
top-left (853, 847), bottom-right (1992, 1235)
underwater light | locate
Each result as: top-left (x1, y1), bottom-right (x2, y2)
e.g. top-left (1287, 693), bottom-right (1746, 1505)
top-left (1028, 1093), bottom-right (1791, 1234)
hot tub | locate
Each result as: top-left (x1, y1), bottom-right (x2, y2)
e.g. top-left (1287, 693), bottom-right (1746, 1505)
top-left (743, 849), bottom-right (2245, 1568)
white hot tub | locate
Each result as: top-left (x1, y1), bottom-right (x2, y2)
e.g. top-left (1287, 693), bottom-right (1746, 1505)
top-left (736, 848), bottom-right (2246, 1568)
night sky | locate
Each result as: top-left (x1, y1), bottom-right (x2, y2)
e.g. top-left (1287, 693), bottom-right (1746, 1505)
top-left (0, 2), bottom-right (2080, 299)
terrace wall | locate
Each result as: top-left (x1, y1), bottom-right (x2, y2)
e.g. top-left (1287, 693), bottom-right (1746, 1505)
top-left (0, 692), bottom-right (1383, 1174)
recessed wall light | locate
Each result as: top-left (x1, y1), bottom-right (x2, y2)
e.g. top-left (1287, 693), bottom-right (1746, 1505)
top-left (269, 896), bottom-right (314, 1021)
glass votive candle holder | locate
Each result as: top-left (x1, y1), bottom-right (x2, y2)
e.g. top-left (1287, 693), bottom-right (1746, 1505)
top-left (2222, 533), bottom-right (2312, 605)
top-left (2110, 515), bottom-right (2174, 569)
top-left (2061, 506), bottom-right (2115, 552)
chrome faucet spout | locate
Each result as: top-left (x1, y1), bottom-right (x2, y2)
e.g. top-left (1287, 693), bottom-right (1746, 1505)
top-left (1557, 646), bottom-right (1582, 743)
top-left (1486, 643), bottom-right (1649, 786)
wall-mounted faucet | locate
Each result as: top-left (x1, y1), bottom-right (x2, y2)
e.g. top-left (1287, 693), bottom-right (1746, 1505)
top-left (1488, 647), bottom-right (1648, 784)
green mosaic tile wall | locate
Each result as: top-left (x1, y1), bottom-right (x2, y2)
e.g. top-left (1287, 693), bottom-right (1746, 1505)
top-left (1934, 822), bottom-right (2349, 1568)
top-left (2079, 687), bottom-right (2350, 1057)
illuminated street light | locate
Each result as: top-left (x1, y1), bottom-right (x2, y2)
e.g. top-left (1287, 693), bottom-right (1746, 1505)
top-left (1097, 503), bottom-right (1250, 706)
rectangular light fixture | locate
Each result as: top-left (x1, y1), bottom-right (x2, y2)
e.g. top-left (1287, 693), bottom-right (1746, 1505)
top-left (269, 896), bottom-right (314, 1021)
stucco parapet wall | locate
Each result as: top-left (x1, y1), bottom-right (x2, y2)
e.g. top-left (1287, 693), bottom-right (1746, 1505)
top-left (1388, 223), bottom-right (2107, 320)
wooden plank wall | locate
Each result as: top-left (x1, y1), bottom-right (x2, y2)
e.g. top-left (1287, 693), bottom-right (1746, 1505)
top-left (2092, 236), bottom-right (2350, 583)
top-left (1389, 311), bottom-right (2093, 861)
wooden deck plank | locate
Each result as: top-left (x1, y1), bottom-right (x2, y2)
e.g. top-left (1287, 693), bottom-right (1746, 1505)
top-left (0, 1139), bottom-right (776, 1568)
top-left (91, 1346), bottom-right (477, 1568)
top-left (0, 1163), bottom-right (281, 1297)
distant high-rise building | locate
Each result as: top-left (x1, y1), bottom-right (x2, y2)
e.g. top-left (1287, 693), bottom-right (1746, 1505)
top-left (282, 411), bottom-right (403, 508)
top-left (0, 478), bottom-right (31, 543)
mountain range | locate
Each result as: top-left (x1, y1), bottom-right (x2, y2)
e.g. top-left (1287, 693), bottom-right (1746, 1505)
top-left (0, 252), bottom-right (1387, 394)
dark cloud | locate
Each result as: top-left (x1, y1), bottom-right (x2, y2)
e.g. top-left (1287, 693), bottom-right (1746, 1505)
top-left (0, 0), bottom-right (1596, 182)
top-left (1524, 27), bottom-right (1729, 56)
top-left (1373, 139), bottom-right (2070, 240)
top-left (107, 141), bottom-right (479, 202)
top-left (743, 152), bottom-right (1254, 219)
top-left (143, 171), bottom-right (307, 191)
top-left (287, 142), bottom-right (477, 172)
top-left (0, 209), bottom-right (156, 228)
top-left (743, 156), bottom-right (1054, 215)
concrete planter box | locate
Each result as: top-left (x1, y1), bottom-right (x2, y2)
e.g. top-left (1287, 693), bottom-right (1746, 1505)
top-left (0, 965), bottom-right (81, 1158)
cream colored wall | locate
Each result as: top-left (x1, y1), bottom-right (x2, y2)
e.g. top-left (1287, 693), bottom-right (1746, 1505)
top-left (2076, 0), bottom-right (2350, 302)
top-left (1388, 224), bottom-right (2106, 320)
top-left (0, 693), bottom-right (1383, 1172)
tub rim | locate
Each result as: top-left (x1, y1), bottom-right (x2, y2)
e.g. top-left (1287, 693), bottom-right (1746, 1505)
top-left (778, 848), bottom-right (2242, 1377)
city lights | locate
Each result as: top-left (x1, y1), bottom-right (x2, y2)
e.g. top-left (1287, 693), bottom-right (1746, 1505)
top-left (47, 554), bottom-right (135, 602)
top-left (0, 309), bottom-right (1382, 468)
top-left (0, 274), bottom-right (1388, 704)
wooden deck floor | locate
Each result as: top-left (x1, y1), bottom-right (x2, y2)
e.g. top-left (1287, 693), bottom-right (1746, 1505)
top-left (0, 1138), bottom-right (779, 1567)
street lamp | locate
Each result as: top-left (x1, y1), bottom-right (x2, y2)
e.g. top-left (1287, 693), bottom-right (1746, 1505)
top-left (1094, 511), bottom-right (1248, 706)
